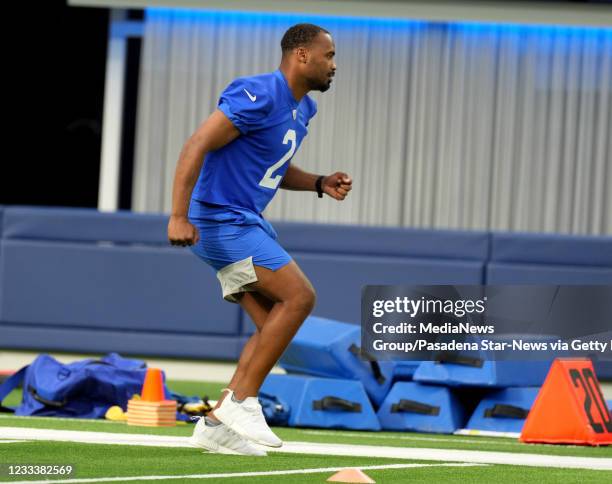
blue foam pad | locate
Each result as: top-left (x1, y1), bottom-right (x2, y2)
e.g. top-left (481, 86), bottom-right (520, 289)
top-left (465, 387), bottom-right (540, 433)
top-left (2, 206), bottom-right (168, 245)
top-left (276, 222), bottom-right (490, 260)
top-left (377, 382), bottom-right (466, 433)
top-left (594, 361), bottom-right (612, 380)
top-left (0, 240), bottom-right (240, 335)
top-left (393, 361), bottom-right (422, 381)
top-left (280, 317), bottom-right (395, 407)
top-left (260, 374), bottom-right (380, 430)
top-left (413, 336), bottom-right (554, 387)
top-left (413, 360), bottom-right (553, 388)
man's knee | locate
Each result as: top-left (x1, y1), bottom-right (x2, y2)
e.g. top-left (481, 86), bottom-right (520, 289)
top-left (290, 283), bottom-right (316, 316)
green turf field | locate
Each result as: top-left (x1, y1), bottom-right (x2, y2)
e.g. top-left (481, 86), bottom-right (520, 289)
top-left (1, 380), bottom-right (611, 483)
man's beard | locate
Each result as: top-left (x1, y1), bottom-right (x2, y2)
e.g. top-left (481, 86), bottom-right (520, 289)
top-left (308, 76), bottom-right (332, 92)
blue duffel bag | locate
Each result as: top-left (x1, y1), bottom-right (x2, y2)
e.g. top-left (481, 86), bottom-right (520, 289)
top-left (0, 353), bottom-right (166, 418)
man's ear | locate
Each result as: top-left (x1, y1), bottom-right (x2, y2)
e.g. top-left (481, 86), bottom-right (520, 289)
top-left (296, 46), bottom-right (308, 64)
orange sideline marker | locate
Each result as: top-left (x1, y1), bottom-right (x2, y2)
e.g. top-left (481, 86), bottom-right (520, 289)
top-left (520, 358), bottom-right (612, 446)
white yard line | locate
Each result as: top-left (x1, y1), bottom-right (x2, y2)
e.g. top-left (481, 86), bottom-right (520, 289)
top-left (0, 440), bottom-right (26, 443)
top-left (0, 463), bottom-right (484, 484)
top-left (1, 427), bottom-right (611, 470)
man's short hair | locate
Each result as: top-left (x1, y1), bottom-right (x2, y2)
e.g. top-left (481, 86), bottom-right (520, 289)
top-left (281, 23), bottom-right (330, 54)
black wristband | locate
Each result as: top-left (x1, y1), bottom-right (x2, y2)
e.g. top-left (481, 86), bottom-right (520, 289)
top-left (315, 175), bottom-right (325, 198)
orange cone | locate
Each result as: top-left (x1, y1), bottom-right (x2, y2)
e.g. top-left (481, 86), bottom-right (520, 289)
top-left (327, 469), bottom-right (375, 483)
top-left (126, 367), bottom-right (177, 427)
top-left (520, 358), bottom-right (612, 445)
top-left (141, 368), bottom-right (165, 401)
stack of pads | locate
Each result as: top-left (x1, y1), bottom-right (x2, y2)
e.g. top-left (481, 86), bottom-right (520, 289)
top-left (261, 317), bottom-right (554, 434)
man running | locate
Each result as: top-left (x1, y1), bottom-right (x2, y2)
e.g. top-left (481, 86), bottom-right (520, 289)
top-left (168, 23), bottom-right (352, 456)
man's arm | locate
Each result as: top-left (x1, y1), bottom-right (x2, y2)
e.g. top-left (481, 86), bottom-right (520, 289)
top-left (168, 109), bottom-right (240, 246)
top-left (280, 164), bottom-right (353, 201)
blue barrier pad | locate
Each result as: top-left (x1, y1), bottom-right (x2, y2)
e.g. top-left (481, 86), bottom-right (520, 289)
top-left (2, 206), bottom-right (168, 245)
top-left (0, 240), bottom-right (240, 335)
top-left (276, 223), bottom-right (490, 260)
top-left (465, 387), bottom-right (540, 433)
top-left (490, 232), bottom-right (612, 267)
top-left (487, 262), bottom-right (612, 284)
top-left (260, 374), bottom-right (380, 430)
top-left (393, 361), bottom-right (422, 381)
top-left (377, 382), bottom-right (466, 433)
top-left (280, 316), bottom-right (395, 407)
top-left (413, 358), bottom-right (553, 388)
top-left (0, 323), bottom-right (242, 360)
top-left (594, 361), bottom-right (612, 380)
top-left (293, 253), bottom-right (484, 324)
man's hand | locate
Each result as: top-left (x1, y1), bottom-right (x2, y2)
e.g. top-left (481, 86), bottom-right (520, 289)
top-left (323, 172), bottom-right (352, 200)
top-left (168, 215), bottom-right (200, 247)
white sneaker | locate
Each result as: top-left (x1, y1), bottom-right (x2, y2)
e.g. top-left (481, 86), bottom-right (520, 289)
top-left (188, 417), bottom-right (267, 456)
top-left (214, 391), bottom-right (283, 448)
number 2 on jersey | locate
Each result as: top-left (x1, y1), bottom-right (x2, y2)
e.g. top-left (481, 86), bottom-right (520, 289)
top-left (258, 129), bottom-right (296, 189)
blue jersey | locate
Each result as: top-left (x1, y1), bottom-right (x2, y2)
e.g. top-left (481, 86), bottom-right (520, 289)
top-left (191, 69), bottom-right (317, 216)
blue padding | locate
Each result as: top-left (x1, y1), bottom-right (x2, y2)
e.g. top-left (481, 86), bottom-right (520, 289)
top-left (594, 361), bottom-right (612, 380)
top-left (490, 232), bottom-right (612, 267)
top-left (414, 358), bottom-right (553, 388)
top-left (377, 382), bottom-right (466, 433)
top-left (293, 254), bottom-right (484, 324)
top-left (276, 222), bottom-right (489, 260)
top-left (260, 374), bottom-right (380, 430)
top-left (279, 317), bottom-right (395, 407)
top-left (2, 206), bottom-right (168, 244)
top-left (466, 387), bottom-right (540, 433)
top-left (487, 262), bottom-right (612, 284)
top-left (393, 361), bottom-right (422, 381)
top-left (0, 323), bottom-right (242, 360)
top-left (0, 240), bottom-right (240, 335)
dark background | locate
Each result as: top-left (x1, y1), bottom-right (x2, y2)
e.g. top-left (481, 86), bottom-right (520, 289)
top-left (3, 1), bottom-right (108, 208)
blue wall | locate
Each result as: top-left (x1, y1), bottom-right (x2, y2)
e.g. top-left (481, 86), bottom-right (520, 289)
top-left (0, 206), bottom-right (610, 362)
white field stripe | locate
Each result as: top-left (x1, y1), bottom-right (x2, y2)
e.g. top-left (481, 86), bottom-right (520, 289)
top-left (0, 415), bottom-right (118, 424)
top-left (0, 463), bottom-right (485, 484)
top-left (1, 427), bottom-right (611, 471)
top-left (454, 429), bottom-right (522, 439)
top-left (301, 429), bottom-right (527, 446)
top-left (0, 440), bottom-right (26, 443)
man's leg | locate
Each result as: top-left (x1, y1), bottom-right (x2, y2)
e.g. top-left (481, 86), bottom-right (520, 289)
top-left (209, 292), bottom-right (274, 419)
top-left (231, 260), bottom-right (315, 399)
